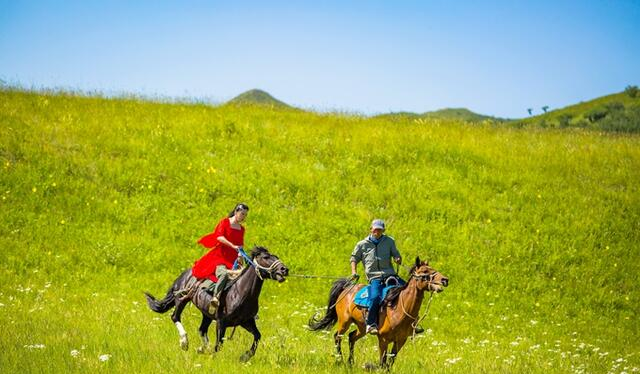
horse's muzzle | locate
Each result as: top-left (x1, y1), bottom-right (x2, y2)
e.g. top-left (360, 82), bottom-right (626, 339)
top-left (275, 266), bottom-right (289, 283)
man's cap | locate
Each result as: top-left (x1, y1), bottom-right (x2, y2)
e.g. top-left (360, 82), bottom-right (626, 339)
top-left (371, 219), bottom-right (385, 230)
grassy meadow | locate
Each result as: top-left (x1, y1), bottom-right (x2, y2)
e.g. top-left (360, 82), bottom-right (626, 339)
top-left (1, 88), bottom-right (639, 373)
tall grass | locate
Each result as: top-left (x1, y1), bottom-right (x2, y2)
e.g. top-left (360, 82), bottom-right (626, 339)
top-left (1, 88), bottom-right (639, 373)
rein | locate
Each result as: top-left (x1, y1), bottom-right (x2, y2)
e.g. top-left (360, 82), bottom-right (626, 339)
top-left (236, 247), bottom-right (283, 281)
top-left (397, 268), bottom-right (440, 339)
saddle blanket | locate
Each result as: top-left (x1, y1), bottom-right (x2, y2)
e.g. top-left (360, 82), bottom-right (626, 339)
top-left (354, 284), bottom-right (402, 308)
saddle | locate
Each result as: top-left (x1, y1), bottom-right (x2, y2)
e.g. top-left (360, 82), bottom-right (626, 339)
top-left (175, 269), bottom-right (244, 302)
top-left (354, 284), bottom-right (402, 308)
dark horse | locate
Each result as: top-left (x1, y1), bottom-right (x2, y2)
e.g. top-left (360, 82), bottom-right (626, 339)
top-left (308, 257), bottom-right (448, 370)
top-left (145, 246), bottom-right (289, 361)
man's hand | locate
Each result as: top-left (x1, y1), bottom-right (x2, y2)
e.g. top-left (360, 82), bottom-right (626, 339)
top-left (351, 273), bottom-right (360, 281)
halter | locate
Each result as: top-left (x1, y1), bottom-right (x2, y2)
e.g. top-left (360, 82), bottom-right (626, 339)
top-left (397, 267), bottom-right (440, 339)
top-left (253, 257), bottom-right (284, 281)
top-left (412, 270), bottom-right (438, 284)
top-left (235, 247), bottom-right (284, 281)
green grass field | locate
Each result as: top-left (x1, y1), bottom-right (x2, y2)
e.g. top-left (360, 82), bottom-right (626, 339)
top-left (1, 88), bottom-right (639, 373)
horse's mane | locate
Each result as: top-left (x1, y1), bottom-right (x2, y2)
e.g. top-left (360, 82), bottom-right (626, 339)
top-left (250, 245), bottom-right (269, 259)
top-left (383, 264), bottom-right (418, 307)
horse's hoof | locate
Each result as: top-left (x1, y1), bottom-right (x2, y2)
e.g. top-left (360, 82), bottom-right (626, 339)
top-left (196, 346), bottom-right (207, 354)
top-left (180, 338), bottom-right (189, 351)
top-left (363, 362), bottom-right (378, 371)
top-left (239, 352), bottom-right (253, 363)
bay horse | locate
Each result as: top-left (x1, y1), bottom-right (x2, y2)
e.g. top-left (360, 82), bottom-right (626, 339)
top-left (308, 257), bottom-right (448, 369)
top-left (144, 246), bottom-right (289, 362)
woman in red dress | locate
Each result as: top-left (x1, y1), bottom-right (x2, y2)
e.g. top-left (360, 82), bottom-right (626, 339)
top-left (192, 203), bottom-right (249, 313)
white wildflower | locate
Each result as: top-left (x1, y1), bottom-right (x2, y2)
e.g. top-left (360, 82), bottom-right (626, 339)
top-left (445, 357), bottom-right (462, 365)
top-left (24, 344), bottom-right (45, 350)
top-left (71, 349), bottom-right (80, 357)
top-left (99, 354), bottom-right (111, 362)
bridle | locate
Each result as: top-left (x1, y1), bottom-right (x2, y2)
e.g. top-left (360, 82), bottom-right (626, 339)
top-left (252, 255), bottom-right (285, 281)
top-left (412, 269), bottom-right (440, 289)
top-left (398, 267), bottom-right (440, 338)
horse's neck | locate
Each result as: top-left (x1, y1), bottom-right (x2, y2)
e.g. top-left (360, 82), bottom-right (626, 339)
top-left (398, 279), bottom-right (425, 319)
top-left (234, 265), bottom-right (264, 298)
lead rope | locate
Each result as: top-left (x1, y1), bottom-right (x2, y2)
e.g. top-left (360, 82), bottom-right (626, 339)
top-left (399, 289), bottom-right (435, 340)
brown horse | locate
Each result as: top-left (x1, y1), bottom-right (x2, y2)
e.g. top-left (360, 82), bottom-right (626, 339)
top-left (308, 257), bottom-right (448, 369)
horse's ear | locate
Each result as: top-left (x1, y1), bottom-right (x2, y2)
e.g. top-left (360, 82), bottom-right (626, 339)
top-left (426, 259), bottom-right (430, 266)
top-left (415, 257), bottom-right (421, 267)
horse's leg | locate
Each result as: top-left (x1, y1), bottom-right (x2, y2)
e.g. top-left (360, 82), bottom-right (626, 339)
top-left (347, 324), bottom-right (366, 365)
top-left (387, 337), bottom-right (408, 370)
top-left (238, 319), bottom-right (261, 362)
top-left (214, 320), bottom-right (228, 353)
top-left (334, 320), bottom-right (351, 362)
top-left (197, 314), bottom-right (213, 354)
top-left (378, 337), bottom-right (390, 369)
top-left (171, 299), bottom-right (189, 351)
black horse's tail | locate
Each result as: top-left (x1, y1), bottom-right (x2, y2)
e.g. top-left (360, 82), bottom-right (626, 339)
top-left (308, 278), bottom-right (353, 331)
top-left (144, 269), bottom-right (190, 313)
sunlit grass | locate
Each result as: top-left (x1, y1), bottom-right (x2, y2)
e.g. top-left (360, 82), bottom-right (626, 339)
top-left (1, 88), bottom-right (639, 373)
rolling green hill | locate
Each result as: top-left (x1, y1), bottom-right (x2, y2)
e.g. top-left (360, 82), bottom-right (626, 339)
top-left (510, 87), bottom-right (640, 132)
top-left (375, 107), bottom-right (506, 123)
top-left (1, 88), bottom-right (639, 373)
top-left (228, 88), bottom-right (291, 108)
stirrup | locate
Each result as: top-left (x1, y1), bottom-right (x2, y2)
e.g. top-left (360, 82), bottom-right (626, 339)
top-left (208, 297), bottom-right (219, 315)
top-left (366, 324), bottom-right (378, 335)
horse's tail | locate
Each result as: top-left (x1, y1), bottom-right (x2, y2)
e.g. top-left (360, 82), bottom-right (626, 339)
top-left (308, 277), bottom-right (352, 331)
top-left (144, 269), bottom-right (190, 313)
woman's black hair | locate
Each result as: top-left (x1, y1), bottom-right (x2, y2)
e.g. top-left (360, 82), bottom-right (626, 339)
top-left (228, 203), bottom-right (249, 217)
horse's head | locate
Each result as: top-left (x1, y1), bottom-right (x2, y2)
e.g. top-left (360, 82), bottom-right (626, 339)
top-left (410, 257), bottom-right (449, 293)
top-left (250, 246), bottom-right (289, 283)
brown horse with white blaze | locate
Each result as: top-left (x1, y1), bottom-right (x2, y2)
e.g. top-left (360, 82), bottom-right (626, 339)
top-left (308, 257), bottom-right (448, 369)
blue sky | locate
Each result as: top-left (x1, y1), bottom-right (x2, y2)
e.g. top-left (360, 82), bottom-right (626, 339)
top-left (1, 1), bottom-right (639, 118)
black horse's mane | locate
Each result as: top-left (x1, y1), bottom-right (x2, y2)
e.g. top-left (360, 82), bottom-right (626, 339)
top-left (250, 245), bottom-right (269, 259)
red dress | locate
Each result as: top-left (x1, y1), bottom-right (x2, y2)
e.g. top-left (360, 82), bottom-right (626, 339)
top-left (192, 217), bottom-right (245, 282)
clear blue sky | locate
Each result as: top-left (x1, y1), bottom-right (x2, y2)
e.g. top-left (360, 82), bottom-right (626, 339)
top-left (1, 0), bottom-right (639, 118)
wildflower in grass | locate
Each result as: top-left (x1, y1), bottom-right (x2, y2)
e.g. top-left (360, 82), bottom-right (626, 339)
top-left (32, 187), bottom-right (37, 193)
top-left (444, 357), bottom-right (462, 365)
top-left (99, 354), bottom-right (111, 362)
top-left (530, 320), bottom-right (538, 325)
top-left (24, 344), bottom-right (45, 350)
top-left (70, 349), bottom-right (80, 357)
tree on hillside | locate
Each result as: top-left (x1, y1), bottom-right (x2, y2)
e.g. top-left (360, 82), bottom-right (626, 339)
top-left (527, 108), bottom-right (533, 116)
top-left (542, 105), bottom-right (549, 113)
top-left (625, 85), bottom-right (639, 98)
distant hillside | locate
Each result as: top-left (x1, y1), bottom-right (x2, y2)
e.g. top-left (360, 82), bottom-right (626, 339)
top-left (375, 108), bottom-right (505, 123)
top-left (422, 108), bottom-right (505, 122)
top-left (228, 89), bottom-right (291, 108)
top-left (510, 86), bottom-right (640, 133)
